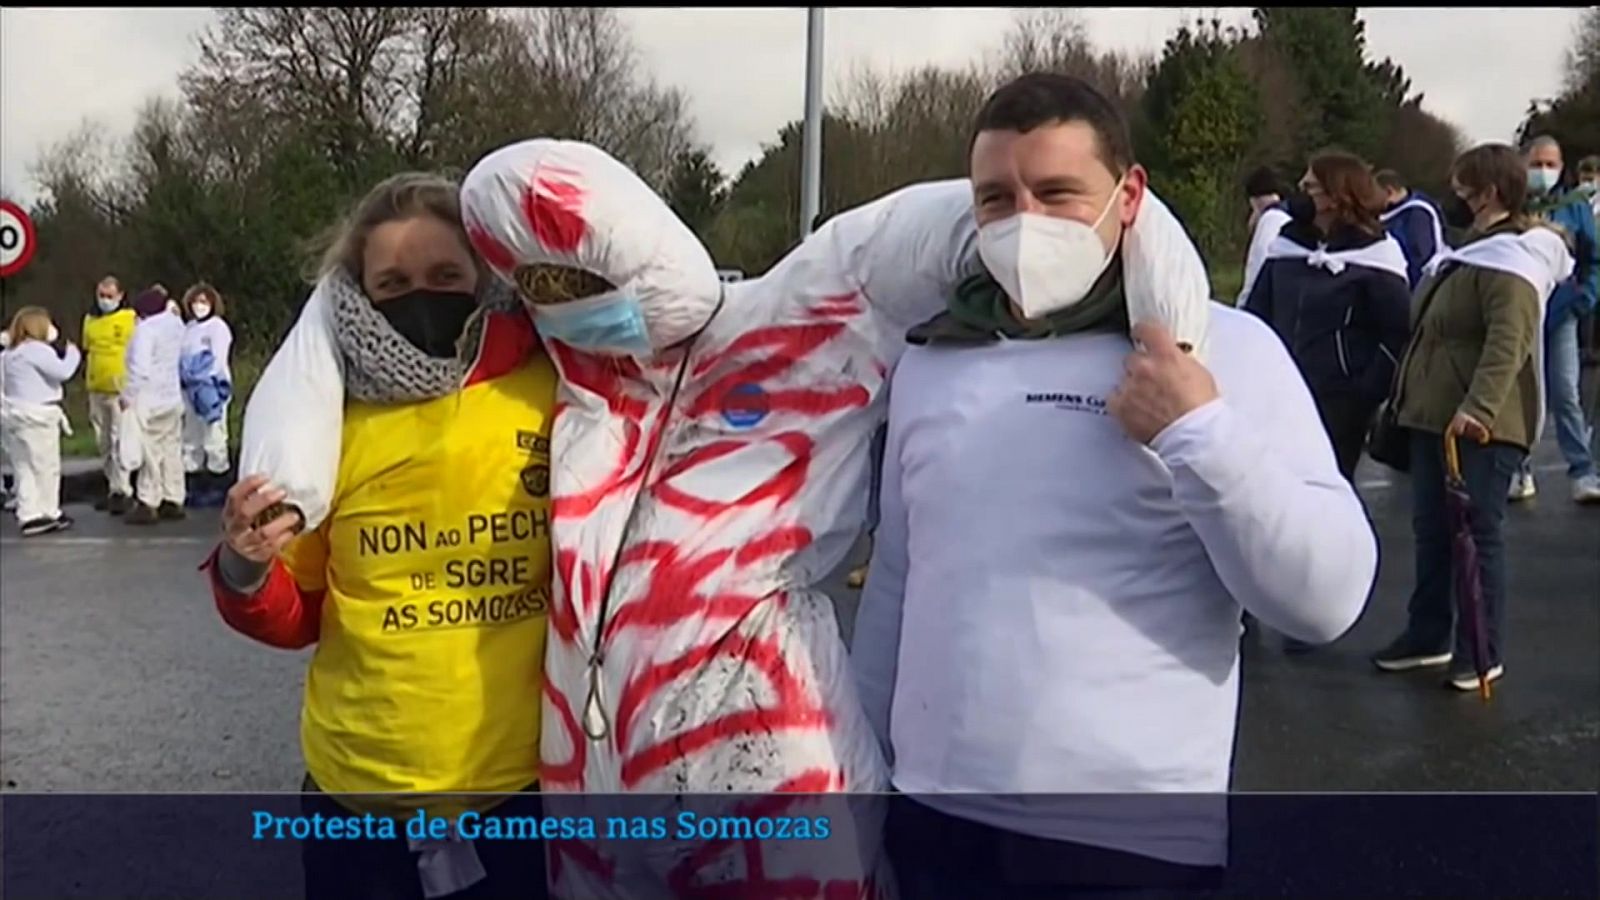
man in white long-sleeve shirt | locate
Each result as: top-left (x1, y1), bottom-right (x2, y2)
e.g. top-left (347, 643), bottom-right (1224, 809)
top-left (120, 288), bottom-right (189, 524)
top-left (850, 74), bottom-right (1378, 898)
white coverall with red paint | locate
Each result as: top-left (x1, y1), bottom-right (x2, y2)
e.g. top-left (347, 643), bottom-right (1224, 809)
top-left (457, 139), bottom-right (1215, 899)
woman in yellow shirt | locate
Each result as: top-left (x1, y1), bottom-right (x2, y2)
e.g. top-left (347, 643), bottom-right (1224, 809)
top-left (206, 173), bottom-right (555, 900)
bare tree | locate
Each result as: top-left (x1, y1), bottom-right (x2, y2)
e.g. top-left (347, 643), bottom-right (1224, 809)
top-left (1566, 8), bottom-right (1600, 94)
top-left (185, 7), bottom-right (417, 164)
top-left (986, 9), bottom-right (1151, 110)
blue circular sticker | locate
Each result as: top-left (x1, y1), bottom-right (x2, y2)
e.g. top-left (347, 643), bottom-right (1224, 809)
top-left (720, 383), bottom-right (770, 429)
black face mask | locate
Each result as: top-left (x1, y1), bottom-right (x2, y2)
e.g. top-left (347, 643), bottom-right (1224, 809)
top-left (1442, 194), bottom-right (1475, 231)
top-left (1283, 191), bottom-right (1318, 225)
top-left (375, 289), bottom-right (478, 359)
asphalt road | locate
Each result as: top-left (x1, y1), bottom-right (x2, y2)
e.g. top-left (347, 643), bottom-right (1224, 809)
top-left (2, 443), bottom-right (1596, 796)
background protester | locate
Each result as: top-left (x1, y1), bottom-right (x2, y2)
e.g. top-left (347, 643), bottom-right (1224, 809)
top-left (1245, 152), bottom-right (1412, 485)
top-left (1376, 168), bottom-right (1448, 288)
top-left (121, 288), bottom-right (189, 524)
top-left (83, 275), bottom-right (137, 515)
top-left (853, 73), bottom-right (1376, 900)
top-left (0, 308), bottom-right (82, 536)
top-left (1581, 155), bottom-right (1600, 368)
top-left (1512, 135), bottom-right (1600, 504)
top-left (179, 282), bottom-right (235, 507)
top-left (1374, 144), bottom-right (1548, 690)
top-left (207, 172), bottom-right (554, 900)
top-left (1237, 165), bottom-right (1294, 306)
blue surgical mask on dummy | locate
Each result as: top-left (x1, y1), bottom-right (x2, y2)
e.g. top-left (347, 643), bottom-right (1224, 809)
top-left (533, 289), bottom-right (654, 356)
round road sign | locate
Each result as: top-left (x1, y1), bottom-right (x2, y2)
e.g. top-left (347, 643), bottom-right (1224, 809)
top-left (0, 200), bottom-right (37, 278)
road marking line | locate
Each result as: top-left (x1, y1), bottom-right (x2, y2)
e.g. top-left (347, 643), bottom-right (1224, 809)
top-left (0, 536), bottom-right (213, 547)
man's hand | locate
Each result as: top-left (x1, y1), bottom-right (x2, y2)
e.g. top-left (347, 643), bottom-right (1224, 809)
top-left (1447, 411), bottom-right (1491, 445)
top-left (1108, 322), bottom-right (1221, 445)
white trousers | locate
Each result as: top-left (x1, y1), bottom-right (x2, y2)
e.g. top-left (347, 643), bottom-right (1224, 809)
top-left (135, 405), bottom-right (186, 509)
top-left (88, 392), bottom-right (133, 496)
top-left (183, 401), bottom-right (230, 474)
top-left (2, 404), bottom-right (66, 523)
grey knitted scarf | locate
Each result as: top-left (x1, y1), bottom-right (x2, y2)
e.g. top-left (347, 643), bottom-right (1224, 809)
top-left (326, 270), bottom-right (522, 405)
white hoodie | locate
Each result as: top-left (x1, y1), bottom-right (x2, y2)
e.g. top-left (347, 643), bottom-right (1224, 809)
top-left (183, 315), bottom-right (234, 383)
top-left (122, 310), bottom-right (186, 413)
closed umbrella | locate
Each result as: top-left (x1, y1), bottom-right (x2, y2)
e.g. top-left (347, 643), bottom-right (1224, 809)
top-left (1444, 434), bottom-right (1493, 701)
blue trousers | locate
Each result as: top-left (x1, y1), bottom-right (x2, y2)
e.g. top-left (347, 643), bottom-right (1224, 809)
top-left (1520, 314), bottom-right (1596, 479)
top-left (1405, 432), bottom-right (1523, 666)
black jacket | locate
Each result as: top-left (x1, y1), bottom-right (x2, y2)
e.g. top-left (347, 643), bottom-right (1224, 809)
top-left (1244, 222), bottom-right (1413, 402)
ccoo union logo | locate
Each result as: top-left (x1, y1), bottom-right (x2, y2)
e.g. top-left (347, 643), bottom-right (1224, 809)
top-left (720, 383), bottom-right (770, 429)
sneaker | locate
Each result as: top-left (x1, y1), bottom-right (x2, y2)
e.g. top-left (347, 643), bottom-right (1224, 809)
top-left (48, 514), bottom-right (74, 534)
top-left (1448, 664), bottom-right (1504, 692)
top-left (1507, 472), bottom-right (1537, 502)
top-left (1572, 474), bottom-right (1600, 505)
top-left (158, 501), bottom-right (188, 522)
top-left (106, 493), bottom-right (131, 516)
top-left (125, 504), bottom-right (159, 526)
top-left (19, 517), bottom-right (57, 537)
top-left (93, 494), bottom-right (111, 512)
top-left (1372, 634), bottom-right (1453, 672)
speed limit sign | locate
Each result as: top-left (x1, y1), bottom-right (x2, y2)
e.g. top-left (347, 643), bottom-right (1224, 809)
top-left (0, 199), bottom-right (37, 279)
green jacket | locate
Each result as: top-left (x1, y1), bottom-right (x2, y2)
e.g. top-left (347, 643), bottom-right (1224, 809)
top-left (1394, 221), bottom-right (1542, 450)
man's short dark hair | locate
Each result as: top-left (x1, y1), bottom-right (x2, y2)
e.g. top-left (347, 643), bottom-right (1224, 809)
top-left (1579, 155), bottom-right (1600, 177)
top-left (970, 73), bottom-right (1134, 177)
top-left (1244, 166), bottom-right (1286, 199)
top-left (1373, 169), bottom-right (1406, 193)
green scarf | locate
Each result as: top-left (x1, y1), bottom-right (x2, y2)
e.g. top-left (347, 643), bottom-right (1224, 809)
top-left (908, 254), bottom-right (1129, 346)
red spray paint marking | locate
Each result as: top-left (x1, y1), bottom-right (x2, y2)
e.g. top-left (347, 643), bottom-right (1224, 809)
top-left (665, 768), bottom-right (869, 899)
top-left (651, 432), bottom-right (814, 517)
top-left (523, 169), bottom-right (588, 254)
top-left (621, 706), bottom-right (833, 788)
top-left (807, 291), bottom-right (864, 319)
top-left (465, 222), bottom-right (517, 274)
top-left (541, 678), bottom-right (586, 789)
top-left (550, 550), bottom-right (581, 642)
top-left (548, 835), bottom-right (616, 890)
top-left (614, 632), bottom-right (813, 752)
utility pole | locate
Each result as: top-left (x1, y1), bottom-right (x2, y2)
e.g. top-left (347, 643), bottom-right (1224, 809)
top-left (799, 7), bottom-right (824, 238)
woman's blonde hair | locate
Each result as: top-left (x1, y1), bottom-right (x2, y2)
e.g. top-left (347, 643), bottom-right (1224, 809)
top-left (306, 172), bottom-right (475, 285)
top-left (182, 282), bottom-right (225, 318)
top-left (5, 306), bottom-right (53, 344)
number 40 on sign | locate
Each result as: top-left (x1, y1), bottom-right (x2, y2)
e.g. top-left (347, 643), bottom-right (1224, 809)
top-left (0, 200), bottom-right (38, 279)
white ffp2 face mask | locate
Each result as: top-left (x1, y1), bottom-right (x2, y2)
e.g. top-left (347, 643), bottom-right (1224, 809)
top-left (191, 302), bottom-right (213, 320)
top-left (978, 181), bottom-right (1124, 320)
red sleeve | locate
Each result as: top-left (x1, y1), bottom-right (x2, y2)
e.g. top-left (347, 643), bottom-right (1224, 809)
top-left (202, 545), bottom-right (325, 650)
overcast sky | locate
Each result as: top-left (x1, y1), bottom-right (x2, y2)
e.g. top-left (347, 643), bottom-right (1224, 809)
top-left (0, 6), bottom-right (1582, 205)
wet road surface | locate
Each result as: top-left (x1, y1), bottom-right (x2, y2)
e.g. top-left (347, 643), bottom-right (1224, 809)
top-left (2, 442), bottom-right (1596, 795)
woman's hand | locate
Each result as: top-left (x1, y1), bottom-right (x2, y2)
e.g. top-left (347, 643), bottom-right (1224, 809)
top-left (222, 475), bottom-right (303, 563)
top-left (1447, 411), bottom-right (1491, 445)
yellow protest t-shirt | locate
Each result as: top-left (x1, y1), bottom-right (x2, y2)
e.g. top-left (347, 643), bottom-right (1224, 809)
top-left (82, 309), bottom-right (136, 394)
top-left (281, 351), bottom-right (555, 815)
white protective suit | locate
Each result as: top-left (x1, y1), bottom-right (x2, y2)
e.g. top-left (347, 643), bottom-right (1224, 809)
top-left (241, 138), bottom-right (1214, 898)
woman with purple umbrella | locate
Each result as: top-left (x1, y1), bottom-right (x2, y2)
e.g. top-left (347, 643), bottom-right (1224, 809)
top-left (1372, 143), bottom-right (1573, 692)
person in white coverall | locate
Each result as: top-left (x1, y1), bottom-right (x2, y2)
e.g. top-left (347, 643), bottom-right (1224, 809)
top-left (179, 282), bottom-right (235, 502)
top-left (240, 121), bottom-right (1213, 896)
top-left (1, 307), bottom-right (83, 536)
top-left (122, 288), bottom-right (189, 524)
top-left (850, 72), bottom-right (1378, 900)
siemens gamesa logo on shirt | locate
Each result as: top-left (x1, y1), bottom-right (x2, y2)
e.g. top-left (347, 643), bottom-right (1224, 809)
top-left (1026, 391), bottom-right (1108, 416)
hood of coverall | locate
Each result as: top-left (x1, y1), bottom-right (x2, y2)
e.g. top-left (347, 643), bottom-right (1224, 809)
top-left (459, 139), bottom-right (723, 356)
